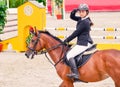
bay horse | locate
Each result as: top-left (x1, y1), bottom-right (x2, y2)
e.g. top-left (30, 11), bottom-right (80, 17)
top-left (25, 30), bottom-right (120, 87)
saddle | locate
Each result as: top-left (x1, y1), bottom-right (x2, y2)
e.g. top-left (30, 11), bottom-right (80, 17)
top-left (64, 44), bottom-right (97, 68)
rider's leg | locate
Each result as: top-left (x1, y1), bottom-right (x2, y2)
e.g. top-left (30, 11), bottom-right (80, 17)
top-left (66, 44), bottom-right (90, 79)
top-left (67, 57), bottom-right (79, 79)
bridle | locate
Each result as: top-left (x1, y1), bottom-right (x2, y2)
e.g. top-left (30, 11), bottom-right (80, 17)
top-left (27, 32), bottom-right (67, 67)
top-left (27, 33), bottom-right (41, 58)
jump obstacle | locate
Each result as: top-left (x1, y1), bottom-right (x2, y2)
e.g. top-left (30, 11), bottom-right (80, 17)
top-left (46, 27), bottom-right (120, 50)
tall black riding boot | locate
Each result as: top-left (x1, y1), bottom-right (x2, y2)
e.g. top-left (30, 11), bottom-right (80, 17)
top-left (67, 58), bottom-right (79, 79)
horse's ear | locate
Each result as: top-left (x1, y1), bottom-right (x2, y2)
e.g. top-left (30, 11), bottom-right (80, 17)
top-left (34, 27), bottom-right (39, 36)
top-left (29, 26), bottom-right (35, 34)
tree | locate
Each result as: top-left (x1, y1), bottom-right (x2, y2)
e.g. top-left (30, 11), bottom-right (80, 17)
top-left (0, 0), bottom-right (7, 32)
top-left (9, 0), bottom-right (28, 8)
top-left (36, 0), bottom-right (46, 6)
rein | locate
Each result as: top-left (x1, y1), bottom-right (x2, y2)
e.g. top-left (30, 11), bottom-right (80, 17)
top-left (39, 43), bottom-right (66, 67)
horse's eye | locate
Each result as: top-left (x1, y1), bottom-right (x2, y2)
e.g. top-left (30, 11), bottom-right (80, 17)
top-left (31, 40), bottom-right (34, 42)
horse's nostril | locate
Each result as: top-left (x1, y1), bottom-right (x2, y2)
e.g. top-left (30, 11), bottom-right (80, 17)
top-left (25, 53), bottom-right (29, 58)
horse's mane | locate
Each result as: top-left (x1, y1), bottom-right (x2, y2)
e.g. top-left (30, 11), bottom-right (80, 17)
top-left (38, 30), bottom-right (63, 43)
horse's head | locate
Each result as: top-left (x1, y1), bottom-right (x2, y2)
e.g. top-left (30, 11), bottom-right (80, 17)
top-left (25, 30), bottom-right (45, 59)
top-left (25, 29), bottom-right (71, 59)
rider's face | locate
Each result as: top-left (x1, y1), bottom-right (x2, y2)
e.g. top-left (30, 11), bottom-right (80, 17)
top-left (79, 10), bottom-right (87, 18)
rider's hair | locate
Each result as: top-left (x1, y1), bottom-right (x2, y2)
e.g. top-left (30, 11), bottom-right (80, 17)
top-left (85, 10), bottom-right (94, 26)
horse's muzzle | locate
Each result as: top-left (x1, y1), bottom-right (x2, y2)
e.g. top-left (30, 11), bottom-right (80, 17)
top-left (25, 52), bottom-right (30, 58)
top-left (25, 50), bottom-right (37, 59)
top-left (25, 50), bottom-right (33, 58)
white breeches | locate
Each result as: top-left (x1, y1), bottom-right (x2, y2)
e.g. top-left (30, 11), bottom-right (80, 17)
top-left (66, 43), bottom-right (92, 60)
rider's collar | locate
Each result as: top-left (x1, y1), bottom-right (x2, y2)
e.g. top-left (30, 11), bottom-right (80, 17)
top-left (81, 16), bottom-right (89, 20)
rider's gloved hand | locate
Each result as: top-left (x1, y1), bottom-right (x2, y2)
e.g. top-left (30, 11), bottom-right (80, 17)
top-left (71, 8), bottom-right (79, 14)
top-left (63, 40), bottom-right (68, 46)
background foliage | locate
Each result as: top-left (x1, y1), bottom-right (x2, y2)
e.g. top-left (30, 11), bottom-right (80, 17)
top-left (36, 0), bottom-right (46, 6)
top-left (9, 0), bottom-right (46, 8)
top-left (9, 0), bottom-right (28, 8)
top-left (0, 0), bottom-right (7, 32)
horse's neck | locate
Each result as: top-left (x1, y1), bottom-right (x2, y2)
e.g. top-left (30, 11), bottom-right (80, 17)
top-left (42, 34), bottom-right (69, 76)
top-left (43, 35), bottom-right (65, 64)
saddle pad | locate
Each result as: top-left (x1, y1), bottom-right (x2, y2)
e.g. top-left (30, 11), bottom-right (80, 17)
top-left (75, 54), bottom-right (92, 68)
top-left (83, 49), bottom-right (97, 55)
top-left (64, 53), bottom-right (94, 68)
top-left (64, 44), bottom-right (97, 68)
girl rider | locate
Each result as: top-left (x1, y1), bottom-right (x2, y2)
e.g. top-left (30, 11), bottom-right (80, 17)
top-left (64, 4), bottom-right (94, 79)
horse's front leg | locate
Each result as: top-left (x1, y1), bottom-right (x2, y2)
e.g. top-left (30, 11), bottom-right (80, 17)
top-left (59, 80), bottom-right (74, 87)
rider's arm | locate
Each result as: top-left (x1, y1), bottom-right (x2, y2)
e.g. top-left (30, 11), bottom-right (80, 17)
top-left (70, 9), bottom-right (81, 21)
top-left (64, 21), bottom-right (86, 43)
